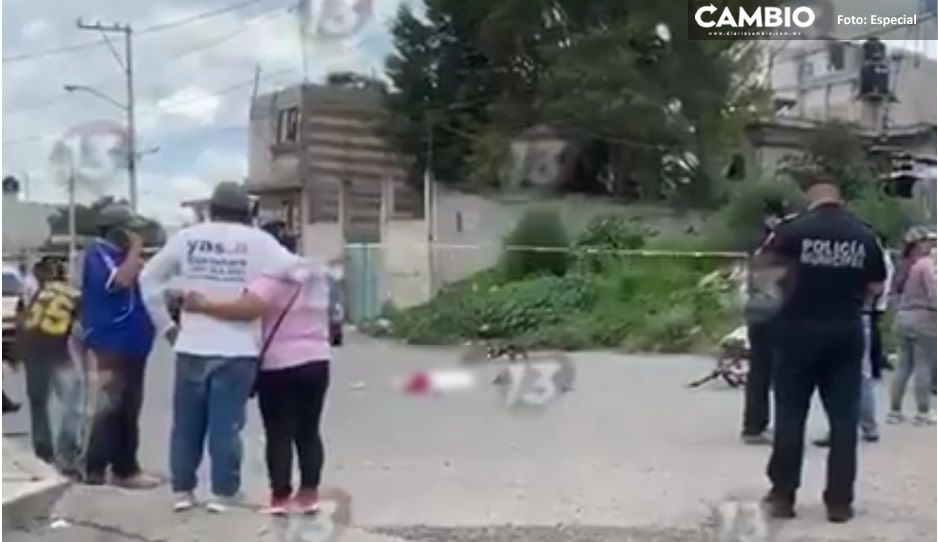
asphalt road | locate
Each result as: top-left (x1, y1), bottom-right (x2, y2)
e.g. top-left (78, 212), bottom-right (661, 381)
top-left (4, 334), bottom-right (936, 542)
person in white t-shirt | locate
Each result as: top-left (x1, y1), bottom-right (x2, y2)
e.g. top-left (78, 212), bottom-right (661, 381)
top-left (140, 182), bottom-right (299, 513)
top-left (869, 236), bottom-right (894, 372)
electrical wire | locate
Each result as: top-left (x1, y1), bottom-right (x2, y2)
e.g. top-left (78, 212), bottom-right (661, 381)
top-left (137, 0), bottom-right (275, 35)
top-left (3, 4), bottom-right (290, 117)
top-left (2, 67), bottom-right (298, 148)
top-left (2, 0), bottom-right (278, 64)
top-left (165, 7), bottom-right (289, 61)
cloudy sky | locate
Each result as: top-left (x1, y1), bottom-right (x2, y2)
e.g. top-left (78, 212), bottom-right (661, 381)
top-left (2, 0), bottom-right (408, 224)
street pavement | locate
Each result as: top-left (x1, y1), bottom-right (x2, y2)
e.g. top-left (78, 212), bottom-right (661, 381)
top-left (3, 334), bottom-right (935, 541)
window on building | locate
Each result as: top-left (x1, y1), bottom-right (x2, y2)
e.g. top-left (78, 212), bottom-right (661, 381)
top-left (276, 107), bottom-right (300, 143)
top-left (827, 42), bottom-right (845, 71)
top-left (725, 154), bottom-right (745, 180)
top-left (800, 60), bottom-right (814, 79)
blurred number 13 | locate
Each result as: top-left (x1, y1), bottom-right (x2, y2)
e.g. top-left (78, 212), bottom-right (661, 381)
top-left (505, 363), bottom-right (560, 407)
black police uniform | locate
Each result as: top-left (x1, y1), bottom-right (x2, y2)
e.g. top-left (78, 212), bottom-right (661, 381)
top-left (763, 202), bottom-right (886, 511)
top-left (742, 214), bottom-right (797, 438)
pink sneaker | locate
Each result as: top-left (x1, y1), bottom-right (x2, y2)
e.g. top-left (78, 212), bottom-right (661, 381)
top-left (261, 495), bottom-right (290, 516)
top-left (292, 489), bottom-right (320, 514)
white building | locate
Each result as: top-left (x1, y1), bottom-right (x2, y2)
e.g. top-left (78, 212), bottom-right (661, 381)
top-left (1, 177), bottom-right (57, 259)
top-left (767, 39), bottom-right (936, 131)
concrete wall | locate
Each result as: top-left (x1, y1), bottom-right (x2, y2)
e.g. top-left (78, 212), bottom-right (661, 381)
top-left (428, 185), bottom-right (706, 286)
top-left (302, 184), bottom-right (709, 309)
top-left (247, 86), bottom-right (302, 191)
top-left (770, 40), bottom-right (937, 129)
top-left (383, 220), bottom-right (431, 308)
top-left (303, 221), bottom-right (343, 264)
top-left (2, 197), bottom-right (56, 255)
top-left (890, 57), bottom-right (938, 127)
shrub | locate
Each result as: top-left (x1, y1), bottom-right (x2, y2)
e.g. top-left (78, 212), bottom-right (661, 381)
top-left (777, 121), bottom-right (882, 201)
top-left (388, 274), bottom-right (597, 344)
top-left (571, 215), bottom-right (648, 273)
top-left (628, 305), bottom-right (699, 352)
top-left (699, 179), bottom-right (804, 251)
top-left (500, 209), bottom-right (569, 280)
top-left (849, 186), bottom-right (924, 246)
top-left (378, 250), bottom-right (742, 352)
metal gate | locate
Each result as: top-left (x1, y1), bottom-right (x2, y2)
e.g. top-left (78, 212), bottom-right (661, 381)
top-left (344, 244), bottom-right (383, 324)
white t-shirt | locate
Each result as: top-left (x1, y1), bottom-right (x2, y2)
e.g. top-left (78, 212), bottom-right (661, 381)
top-left (140, 221), bottom-right (300, 357)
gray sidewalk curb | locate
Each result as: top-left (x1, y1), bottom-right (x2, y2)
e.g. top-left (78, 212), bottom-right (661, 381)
top-left (2, 438), bottom-right (70, 531)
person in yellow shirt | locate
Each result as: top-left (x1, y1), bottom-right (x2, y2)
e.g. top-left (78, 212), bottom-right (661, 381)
top-left (18, 259), bottom-right (83, 478)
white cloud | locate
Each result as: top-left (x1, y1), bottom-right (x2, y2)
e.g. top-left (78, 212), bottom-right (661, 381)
top-left (21, 19), bottom-right (52, 41)
top-left (196, 148), bottom-right (247, 181)
top-left (156, 86), bottom-right (223, 125)
top-left (136, 146), bottom-right (247, 224)
top-left (171, 174), bottom-right (214, 201)
top-left (2, 0), bottom-right (407, 224)
top-left (138, 174), bottom-right (214, 224)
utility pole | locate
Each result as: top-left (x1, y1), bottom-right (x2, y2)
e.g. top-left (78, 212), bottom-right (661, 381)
top-left (67, 156), bottom-right (77, 279)
top-left (250, 64), bottom-right (262, 103)
top-left (76, 19), bottom-right (138, 211)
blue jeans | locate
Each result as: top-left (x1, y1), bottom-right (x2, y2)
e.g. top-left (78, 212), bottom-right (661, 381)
top-left (859, 375), bottom-right (877, 437)
top-left (858, 314), bottom-right (878, 438)
top-left (170, 354), bottom-right (257, 496)
top-left (24, 357), bottom-right (82, 468)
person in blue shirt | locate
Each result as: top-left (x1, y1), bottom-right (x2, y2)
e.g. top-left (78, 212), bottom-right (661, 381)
top-left (80, 203), bottom-right (158, 489)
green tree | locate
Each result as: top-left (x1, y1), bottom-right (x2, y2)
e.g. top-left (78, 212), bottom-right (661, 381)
top-left (534, 3), bottom-right (769, 203)
top-left (384, 0), bottom-right (769, 200)
top-left (384, 0), bottom-right (504, 186)
top-left (778, 121), bottom-right (883, 200)
top-left (46, 196), bottom-right (165, 246)
top-left (500, 208), bottom-right (569, 280)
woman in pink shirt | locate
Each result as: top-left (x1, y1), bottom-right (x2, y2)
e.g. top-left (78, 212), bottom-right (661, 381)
top-left (182, 224), bottom-right (334, 515)
top-left (888, 226), bottom-right (937, 426)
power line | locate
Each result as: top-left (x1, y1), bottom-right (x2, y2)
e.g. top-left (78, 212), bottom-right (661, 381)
top-left (137, 0), bottom-right (275, 35)
top-left (2, 0), bottom-right (277, 64)
top-left (139, 66), bottom-right (296, 113)
top-left (1, 39), bottom-right (106, 64)
top-left (2, 67), bottom-right (298, 148)
top-left (165, 7), bottom-right (289, 61)
top-left (3, 4), bottom-right (290, 116)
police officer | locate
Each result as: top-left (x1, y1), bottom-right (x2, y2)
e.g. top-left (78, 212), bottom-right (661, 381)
top-left (741, 199), bottom-right (793, 445)
top-left (759, 172), bottom-right (886, 523)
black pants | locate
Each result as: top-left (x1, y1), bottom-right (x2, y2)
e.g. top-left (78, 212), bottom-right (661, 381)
top-left (869, 310), bottom-right (884, 375)
top-left (257, 362), bottom-right (330, 499)
top-left (84, 350), bottom-right (147, 479)
top-left (767, 319), bottom-right (863, 506)
top-left (743, 321), bottom-right (774, 435)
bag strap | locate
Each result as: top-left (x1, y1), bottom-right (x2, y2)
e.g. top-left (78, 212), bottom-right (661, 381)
top-left (259, 283), bottom-right (302, 360)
